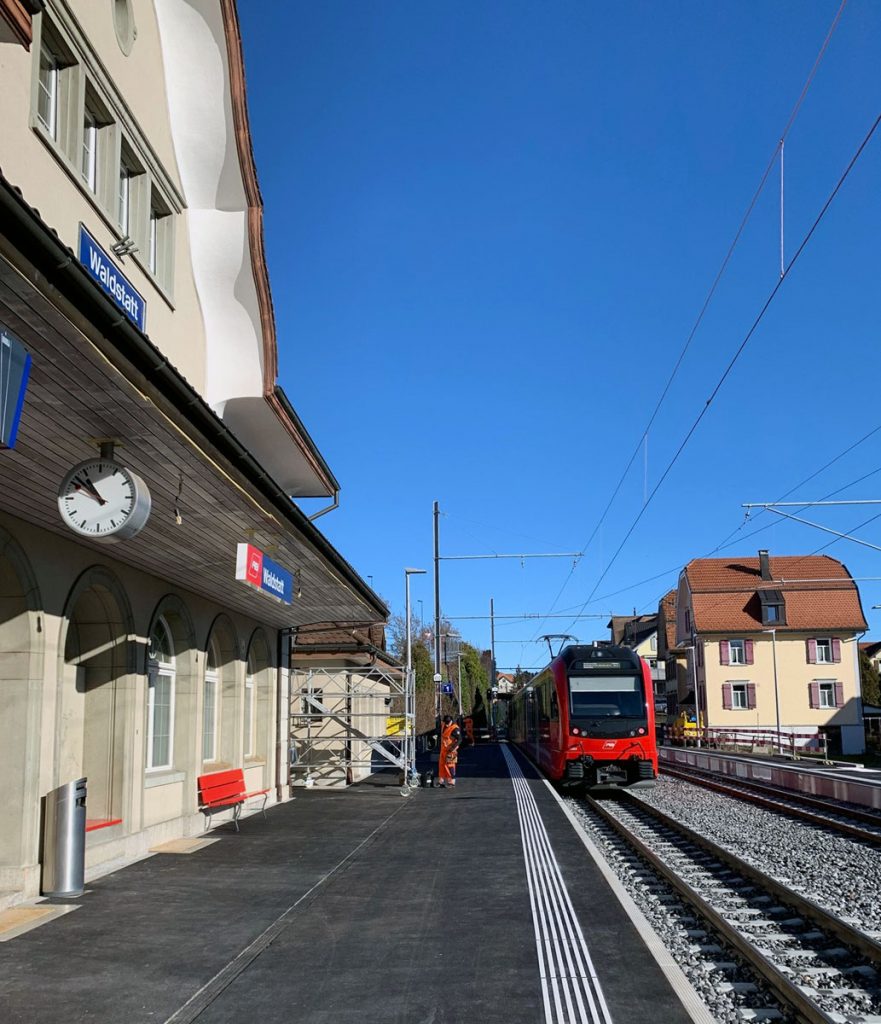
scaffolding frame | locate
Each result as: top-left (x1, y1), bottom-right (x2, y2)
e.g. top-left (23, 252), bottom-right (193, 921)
top-left (290, 662), bottom-right (417, 795)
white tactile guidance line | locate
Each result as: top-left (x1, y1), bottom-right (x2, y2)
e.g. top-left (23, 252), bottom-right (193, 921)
top-left (502, 744), bottom-right (614, 1024)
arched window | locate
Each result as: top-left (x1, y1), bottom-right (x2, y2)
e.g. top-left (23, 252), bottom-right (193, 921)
top-left (244, 647), bottom-right (257, 757)
top-left (147, 617), bottom-right (175, 770)
top-left (202, 639), bottom-right (220, 762)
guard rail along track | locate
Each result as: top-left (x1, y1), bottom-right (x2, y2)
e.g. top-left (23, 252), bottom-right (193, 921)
top-left (582, 791), bottom-right (881, 1024)
top-left (661, 765), bottom-right (881, 846)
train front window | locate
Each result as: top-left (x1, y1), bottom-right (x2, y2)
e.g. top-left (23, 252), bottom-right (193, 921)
top-left (569, 675), bottom-right (644, 717)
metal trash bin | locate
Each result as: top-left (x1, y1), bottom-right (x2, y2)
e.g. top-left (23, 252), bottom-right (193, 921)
top-left (42, 778), bottom-right (87, 897)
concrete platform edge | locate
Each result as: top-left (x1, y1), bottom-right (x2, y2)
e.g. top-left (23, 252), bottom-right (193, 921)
top-left (544, 780), bottom-right (716, 1024)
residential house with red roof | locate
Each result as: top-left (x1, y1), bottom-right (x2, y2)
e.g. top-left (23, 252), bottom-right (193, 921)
top-left (676, 549), bottom-right (867, 755)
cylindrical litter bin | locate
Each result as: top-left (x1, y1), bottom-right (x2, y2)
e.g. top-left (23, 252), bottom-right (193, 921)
top-left (42, 778), bottom-right (87, 897)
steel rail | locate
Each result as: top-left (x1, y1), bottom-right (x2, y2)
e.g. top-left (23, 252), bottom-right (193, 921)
top-left (662, 764), bottom-right (881, 844)
top-left (584, 792), bottom-right (881, 1024)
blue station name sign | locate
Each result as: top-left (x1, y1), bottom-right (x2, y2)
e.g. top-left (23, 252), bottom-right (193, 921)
top-left (78, 225), bottom-right (146, 332)
top-left (235, 543), bottom-right (294, 605)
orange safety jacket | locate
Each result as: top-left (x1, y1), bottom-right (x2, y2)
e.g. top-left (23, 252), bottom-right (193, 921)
top-left (438, 721), bottom-right (461, 781)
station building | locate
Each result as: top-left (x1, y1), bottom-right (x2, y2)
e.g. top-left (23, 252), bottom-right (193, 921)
top-left (0, 0), bottom-right (385, 906)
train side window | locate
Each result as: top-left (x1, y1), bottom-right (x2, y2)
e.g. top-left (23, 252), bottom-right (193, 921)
top-left (550, 690), bottom-right (559, 720)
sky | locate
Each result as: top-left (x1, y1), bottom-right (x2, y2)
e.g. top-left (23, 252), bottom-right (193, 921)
top-left (239, 1), bottom-right (881, 670)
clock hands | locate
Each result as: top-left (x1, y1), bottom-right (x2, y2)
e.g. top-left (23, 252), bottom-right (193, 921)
top-left (73, 475), bottom-right (107, 506)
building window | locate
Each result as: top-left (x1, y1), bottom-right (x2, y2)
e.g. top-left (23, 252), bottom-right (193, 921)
top-left (807, 637), bottom-right (841, 664)
top-left (244, 650), bottom-right (256, 758)
top-left (810, 679), bottom-right (843, 709)
top-left (729, 639), bottom-right (746, 665)
top-left (722, 681), bottom-right (755, 710)
top-left (81, 108), bottom-right (97, 190)
top-left (816, 639), bottom-right (833, 664)
top-left (758, 589), bottom-right (785, 626)
top-left (685, 609), bottom-right (691, 633)
top-left (148, 189), bottom-right (173, 288)
top-left (302, 687), bottom-right (323, 720)
top-left (202, 641), bottom-right (219, 762)
top-left (37, 41), bottom-right (59, 137)
top-left (147, 617), bottom-right (175, 771)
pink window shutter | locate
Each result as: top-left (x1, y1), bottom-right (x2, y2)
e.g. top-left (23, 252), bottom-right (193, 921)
top-left (746, 683), bottom-right (756, 709)
top-left (722, 684), bottom-right (733, 710)
top-left (809, 681), bottom-right (820, 708)
top-left (832, 639), bottom-right (842, 663)
top-left (834, 681), bottom-right (844, 707)
top-left (807, 639), bottom-right (817, 664)
top-left (720, 640), bottom-right (730, 665)
top-left (744, 639), bottom-right (754, 665)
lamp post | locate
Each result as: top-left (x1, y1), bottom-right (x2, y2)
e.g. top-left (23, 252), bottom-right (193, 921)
top-left (762, 628), bottom-right (782, 755)
top-left (404, 568), bottom-right (426, 783)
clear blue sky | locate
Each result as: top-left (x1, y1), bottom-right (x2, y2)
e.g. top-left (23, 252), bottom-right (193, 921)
top-left (240, 1), bottom-right (881, 668)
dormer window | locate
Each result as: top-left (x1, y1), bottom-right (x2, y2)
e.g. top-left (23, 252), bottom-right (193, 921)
top-left (758, 589), bottom-right (785, 626)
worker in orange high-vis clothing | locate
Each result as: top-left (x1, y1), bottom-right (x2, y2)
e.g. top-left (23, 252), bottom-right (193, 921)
top-left (437, 714), bottom-right (462, 788)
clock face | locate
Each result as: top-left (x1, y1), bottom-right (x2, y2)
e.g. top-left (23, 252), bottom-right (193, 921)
top-left (57, 459), bottom-right (151, 542)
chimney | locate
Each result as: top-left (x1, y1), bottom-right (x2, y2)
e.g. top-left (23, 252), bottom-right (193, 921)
top-left (758, 549), bottom-right (772, 581)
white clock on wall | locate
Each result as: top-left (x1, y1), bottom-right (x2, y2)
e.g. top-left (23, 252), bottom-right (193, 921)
top-left (57, 457), bottom-right (152, 542)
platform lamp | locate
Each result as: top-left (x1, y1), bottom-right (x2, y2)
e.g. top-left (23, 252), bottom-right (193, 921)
top-left (404, 568), bottom-right (426, 783)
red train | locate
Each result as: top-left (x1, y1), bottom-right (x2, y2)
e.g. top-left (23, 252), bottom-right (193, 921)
top-left (509, 644), bottom-right (658, 789)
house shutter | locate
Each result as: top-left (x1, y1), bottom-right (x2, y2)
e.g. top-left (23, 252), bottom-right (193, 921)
top-left (834, 681), bottom-right (844, 707)
top-left (722, 684), bottom-right (733, 710)
top-left (744, 639), bottom-right (754, 665)
top-left (809, 681), bottom-right (820, 708)
top-left (720, 641), bottom-right (730, 665)
top-left (746, 683), bottom-right (757, 709)
top-left (832, 639), bottom-right (842, 663)
top-left (807, 639), bottom-right (817, 664)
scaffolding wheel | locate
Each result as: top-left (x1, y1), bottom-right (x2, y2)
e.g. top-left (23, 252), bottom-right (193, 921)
top-left (400, 784), bottom-right (412, 797)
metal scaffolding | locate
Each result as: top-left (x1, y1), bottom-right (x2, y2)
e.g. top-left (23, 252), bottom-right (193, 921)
top-left (289, 662), bottom-right (417, 795)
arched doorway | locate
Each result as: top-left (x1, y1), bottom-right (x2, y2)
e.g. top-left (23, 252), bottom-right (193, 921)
top-left (59, 569), bottom-right (133, 828)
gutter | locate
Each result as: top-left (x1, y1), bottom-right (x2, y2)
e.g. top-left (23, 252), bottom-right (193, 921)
top-left (307, 490), bottom-right (339, 522)
top-left (0, 171), bottom-right (386, 619)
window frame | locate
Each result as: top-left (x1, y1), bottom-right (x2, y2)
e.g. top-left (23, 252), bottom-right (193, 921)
top-left (244, 651), bottom-right (257, 758)
top-left (815, 638), bottom-right (833, 664)
top-left (202, 639), bottom-right (220, 763)
top-left (818, 680), bottom-right (836, 709)
top-left (728, 639), bottom-right (746, 665)
top-left (146, 616), bottom-right (176, 772)
top-left (731, 682), bottom-right (749, 710)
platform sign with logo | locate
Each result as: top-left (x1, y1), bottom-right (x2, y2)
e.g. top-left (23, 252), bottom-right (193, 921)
top-left (78, 225), bottom-right (146, 331)
top-left (0, 326), bottom-right (31, 450)
top-left (235, 543), bottom-right (293, 605)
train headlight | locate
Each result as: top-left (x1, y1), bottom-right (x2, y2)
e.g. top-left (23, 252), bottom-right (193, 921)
top-left (637, 727), bottom-right (645, 735)
top-left (571, 727), bottom-right (581, 736)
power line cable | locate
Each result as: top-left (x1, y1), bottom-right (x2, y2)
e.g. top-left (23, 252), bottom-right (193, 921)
top-left (577, 0), bottom-right (849, 561)
top-left (574, 110), bottom-right (881, 622)
top-left (526, 3), bottom-right (850, 653)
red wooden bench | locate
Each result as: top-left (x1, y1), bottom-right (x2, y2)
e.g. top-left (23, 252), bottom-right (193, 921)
top-left (197, 769), bottom-right (270, 832)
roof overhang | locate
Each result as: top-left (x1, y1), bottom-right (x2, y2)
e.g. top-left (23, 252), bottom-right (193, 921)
top-left (0, 171), bottom-right (385, 628)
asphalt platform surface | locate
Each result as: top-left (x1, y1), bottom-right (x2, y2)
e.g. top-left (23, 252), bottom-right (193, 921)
top-left (0, 743), bottom-right (696, 1024)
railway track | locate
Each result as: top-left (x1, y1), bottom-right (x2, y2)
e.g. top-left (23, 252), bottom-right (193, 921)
top-left (661, 764), bottom-right (881, 845)
top-left (575, 791), bottom-right (881, 1024)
